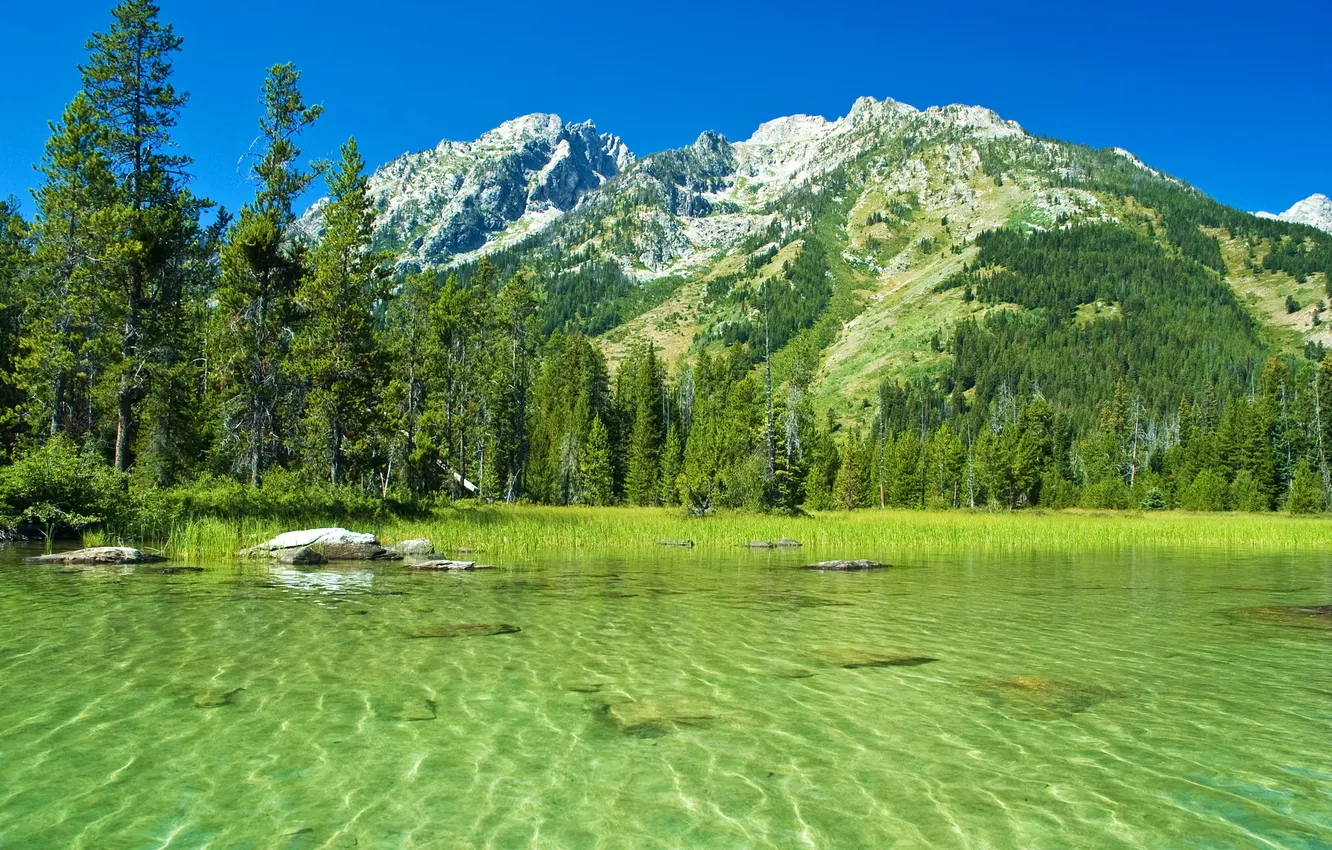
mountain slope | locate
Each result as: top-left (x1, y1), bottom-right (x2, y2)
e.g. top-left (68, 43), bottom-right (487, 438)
top-left (309, 97), bottom-right (1332, 425)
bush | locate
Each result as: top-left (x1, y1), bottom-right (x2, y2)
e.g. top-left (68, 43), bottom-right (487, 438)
top-left (1179, 469), bottom-right (1228, 511)
top-left (0, 435), bottom-right (127, 539)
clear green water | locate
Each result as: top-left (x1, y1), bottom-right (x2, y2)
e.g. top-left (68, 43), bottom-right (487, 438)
top-left (1, 545), bottom-right (1330, 849)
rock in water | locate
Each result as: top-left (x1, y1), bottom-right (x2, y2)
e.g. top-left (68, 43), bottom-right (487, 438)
top-left (658, 540), bottom-right (695, 548)
top-left (823, 650), bottom-right (938, 669)
top-left (1229, 604), bottom-right (1332, 631)
top-left (241, 528), bottom-right (401, 562)
top-left (744, 541), bottom-right (777, 549)
top-left (599, 697), bottom-right (719, 737)
top-left (24, 547), bottom-right (166, 565)
top-left (193, 687), bottom-right (246, 708)
top-left (391, 538), bottom-right (435, 556)
top-left (775, 538), bottom-right (802, 548)
top-left (317, 542), bottom-right (402, 561)
top-left (804, 560), bottom-right (891, 571)
top-left (405, 560), bottom-right (495, 572)
top-left (270, 546), bottom-right (327, 565)
top-left (407, 623), bottom-right (521, 638)
top-left (253, 528), bottom-right (378, 549)
top-left (978, 676), bottom-right (1118, 721)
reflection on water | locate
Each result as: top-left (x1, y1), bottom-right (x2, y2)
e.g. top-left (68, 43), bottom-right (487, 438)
top-left (0, 545), bottom-right (1329, 848)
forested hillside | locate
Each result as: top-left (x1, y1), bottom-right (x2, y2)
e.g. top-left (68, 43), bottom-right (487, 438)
top-left (3, 0), bottom-right (1332, 539)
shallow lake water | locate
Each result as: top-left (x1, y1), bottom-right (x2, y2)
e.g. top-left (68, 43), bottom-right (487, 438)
top-left (1, 544), bottom-right (1330, 848)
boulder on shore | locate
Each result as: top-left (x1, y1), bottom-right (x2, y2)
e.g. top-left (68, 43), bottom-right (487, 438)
top-left (241, 528), bottom-right (401, 562)
top-left (804, 560), bottom-right (891, 571)
top-left (405, 560), bottom-right (495, 572)
top-left (391, 539), bottom-right (435, 556)
top-left (24, 547), bottom-right (166, 565)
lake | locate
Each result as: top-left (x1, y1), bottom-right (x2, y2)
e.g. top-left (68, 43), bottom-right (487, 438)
top-left (1, 545), bottom-right (1329, 848)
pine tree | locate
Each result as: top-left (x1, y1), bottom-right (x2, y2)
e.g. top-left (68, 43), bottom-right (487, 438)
top-left (213, 64), bottom-right (321, 485)
top-left (624, 345), bottom-right (664, 505)
top-left (81, 0), bottom-right (202, 472)
top-left (0, 199), bottom-right (29, 456)
top-left (579, 416), bottom-right (613, 506)
top-left (293, 138), bottom-right (387, 486)
top-left (1288, 459), bottom-right (1324, 515)
top-left (18, 95), bottom-right (120, 445)
top-left (484, 270), bottom-right (538, 502)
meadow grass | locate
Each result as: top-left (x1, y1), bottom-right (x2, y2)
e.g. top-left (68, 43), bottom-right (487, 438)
top-left (86, 505), bottom-right (1332, 561)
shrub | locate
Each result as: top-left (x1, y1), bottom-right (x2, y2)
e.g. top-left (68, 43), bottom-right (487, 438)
top-left (0, 435), bottom-right (127, 539)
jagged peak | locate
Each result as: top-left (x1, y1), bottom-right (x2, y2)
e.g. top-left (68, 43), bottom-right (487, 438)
top-left (1258, 193), bottom-right (1332, 234)
top-left (920, 103), bottom-right (1024, 137)
top-left (476, 112), bottom-right (566, 146)
top-left (744, 113), bottom-right (842, 147)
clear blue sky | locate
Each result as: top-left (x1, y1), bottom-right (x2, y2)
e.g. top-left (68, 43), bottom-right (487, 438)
top-left (3, 0), bottom-right (1328, 218)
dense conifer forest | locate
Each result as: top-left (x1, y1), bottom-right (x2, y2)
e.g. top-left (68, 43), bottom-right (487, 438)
top-left (3, 0), bottom-right (1332, 540)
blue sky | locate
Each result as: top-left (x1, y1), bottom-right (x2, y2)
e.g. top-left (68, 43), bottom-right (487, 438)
top-left (3, 0), bottom-right (1328, 217)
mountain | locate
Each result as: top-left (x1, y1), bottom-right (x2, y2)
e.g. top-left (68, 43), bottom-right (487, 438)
top-left (308, 114), bottom-right (632, 268)
top-left (304, 97), bottom-right (1332, 423)
top-left (1257, 193), bottom-right (1332, 234)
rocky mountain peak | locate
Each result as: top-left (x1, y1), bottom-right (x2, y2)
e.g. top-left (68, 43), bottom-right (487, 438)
top-left (1258, 193), bottom-right (1332, 234)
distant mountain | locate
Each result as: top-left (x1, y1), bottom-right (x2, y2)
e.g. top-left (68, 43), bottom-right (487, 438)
top-left (1257, 193), bottom-right (1332, 234)
top-left (301, 97), bottom-right (1332, 421)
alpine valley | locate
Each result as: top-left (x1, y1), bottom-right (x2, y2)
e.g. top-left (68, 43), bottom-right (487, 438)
top-left (302, 96), bottom-right (1332, 424)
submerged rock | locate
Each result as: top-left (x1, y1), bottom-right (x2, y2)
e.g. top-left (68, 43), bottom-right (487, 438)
top-left (405, 560), bottom-right (495, 572)
top-left (193, 687), bottom-right (246, 708)
top-left (804, 560), bottom-right (891, 571)
top-left (562, 681), bottom-right (608, 693)
top-left (1229, 604), bottom-right (1332, 631)
top-left (390, 538), bottom-right (435, 556)
top-left (822, 650), bottom-right (938, 669)
top-left (24, 547), bottom-right (166, 565)
top-left (978, 676), bottom-right (1118, 721)
top-left (143, 566), bottom-right (205, 575)
top-left (407, 623), bottom-right (521, 639)
top-left (658, 540), bottom-right (695, 548)
top-left (599, 697), bottom-right (719, 737)
top-left (392, 698), bottom-right (438, 722)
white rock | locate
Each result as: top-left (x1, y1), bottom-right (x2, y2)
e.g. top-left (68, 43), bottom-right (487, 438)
top-left (255, 528), bottom-right (379, 551)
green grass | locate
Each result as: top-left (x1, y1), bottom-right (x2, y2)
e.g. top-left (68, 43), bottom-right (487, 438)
top-left (87, 506), bottom-right (1332, 562)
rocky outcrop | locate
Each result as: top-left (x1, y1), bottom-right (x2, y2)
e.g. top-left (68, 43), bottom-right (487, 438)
top-left (24, 547), bottom-right (166, 565)
top-left (804, 560), bottom-right (891, 571)
top-left (303, 114), bottom-right (632, 268)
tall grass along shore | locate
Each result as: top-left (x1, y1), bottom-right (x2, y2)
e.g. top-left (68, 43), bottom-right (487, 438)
top-left (80, 506), bottom-right (1332, 562)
